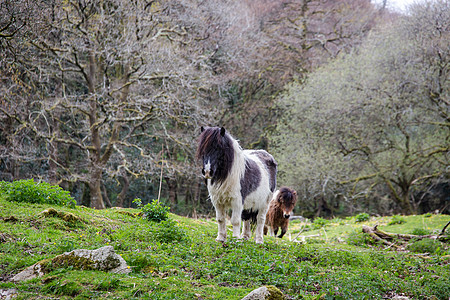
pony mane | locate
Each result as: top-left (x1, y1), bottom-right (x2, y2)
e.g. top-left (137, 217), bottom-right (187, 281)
top-left (278, 186), bottom-right (297, 204)
top-left (196, 127), bottom-right (235, 184)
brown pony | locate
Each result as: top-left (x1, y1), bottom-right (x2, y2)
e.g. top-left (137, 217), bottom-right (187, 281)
top-left (264, 186), bottom-right (297, 238)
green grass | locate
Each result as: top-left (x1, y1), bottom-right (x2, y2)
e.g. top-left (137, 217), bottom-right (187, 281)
top-left (1, 195), bottom-right (449, 299)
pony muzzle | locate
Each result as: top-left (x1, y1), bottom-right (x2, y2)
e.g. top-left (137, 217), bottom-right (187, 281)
top-left (203, 171), bottom-right (213, 180)
top-left (202, 167), bottom-right (213, 179)
top-left (283, 213), bottom-right (290, 219)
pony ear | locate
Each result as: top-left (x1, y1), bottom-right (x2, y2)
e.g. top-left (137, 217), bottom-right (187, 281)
top-left (201, 126), bottom-right (205, 133)
top-left (277, 193), bottom-right (283, 203)
top-left (220, 127), bottom-right (226, 136)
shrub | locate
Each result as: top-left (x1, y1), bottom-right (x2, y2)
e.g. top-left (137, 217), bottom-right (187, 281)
top-left (123, 253), bottom-right (154, 273)
top-left (388, 215), bottom-right (406, 225)
top-left (410, 228), bottom-right (432, 236)
top-left (134, 198), bottom-right (170, 223)
top-left (355, 213), bottom-right (370, 222)
top-left (311, 217), bottom-right (328, 229)
top-left (407, 239), bottom-right (440, 254)
top-left (0, 179), bottom-right (76, 207)
top-left (347, 230), bottom-right (375, 247)
top-left (153, 219), bottom-right (188, 243)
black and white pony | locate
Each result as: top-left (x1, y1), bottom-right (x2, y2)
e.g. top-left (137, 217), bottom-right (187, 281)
top-left (196, 126), bottom-right (277, 244)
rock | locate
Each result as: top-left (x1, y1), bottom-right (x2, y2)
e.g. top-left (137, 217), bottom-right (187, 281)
top-left (288, 215), bottom-right (305, 221)
top-left (11, 246), bottom-right (130, 282)
top-left (0, 288), bottom-right (18, 300)
top-left (10, 262), bottom-right (45, 282)
top-left (241, 285), bottom-right (285, 300)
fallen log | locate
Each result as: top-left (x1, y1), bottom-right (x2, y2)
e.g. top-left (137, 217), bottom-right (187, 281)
top-left (362, 225), bottom-right (404, 249)
top-left (362, 224), bottom-right (449, 250)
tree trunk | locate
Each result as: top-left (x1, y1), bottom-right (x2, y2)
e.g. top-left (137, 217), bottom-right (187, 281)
top-left (89, 167), bottom-right (105, 209)
top-left (101, 182), bottom-right (112, 208)
top-left (116, 174), bottom-right (130, 207)
top-left (167, 178), bottom-right (177, 212)
top-left (81, 182), bottom-right (91, 207)
top-left (385, 178), bottom-right (415, 215)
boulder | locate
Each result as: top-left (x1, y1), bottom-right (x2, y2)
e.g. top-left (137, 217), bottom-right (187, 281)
top-left (11, 246), bottom-right (130, 282)
top-left (0, 288), bottom-right (18, 300)
top-left (241, 285), bottom-right (285, 300)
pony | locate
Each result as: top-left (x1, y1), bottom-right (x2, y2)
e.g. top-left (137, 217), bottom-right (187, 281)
top-left (264, 186), bottom-right (297, 238)
top-left (196, 126), bottom-right (277, 244)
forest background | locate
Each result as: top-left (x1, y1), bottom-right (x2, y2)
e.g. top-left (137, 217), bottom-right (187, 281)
top-left (0, 0), bottom-right (448, 218)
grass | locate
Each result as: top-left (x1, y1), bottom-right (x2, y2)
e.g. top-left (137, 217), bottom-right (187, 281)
top-left (1, 196), bottom-right (449, 299)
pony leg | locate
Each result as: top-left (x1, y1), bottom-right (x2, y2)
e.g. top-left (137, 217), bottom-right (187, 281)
top-left (230, 209), bottom-right (242, 239)
top-left (278, 227), bottom-right (287, 238)
top-left (242, 220), bottom-right (251, 240)
top-left (266, 223), bottom-right (275, 236)
top-left (215, 205), bottom-right (227, 242)
top-left (273, 227), bottom-right (278, 237)
top-left (254, 210), bottom-right (267, 244)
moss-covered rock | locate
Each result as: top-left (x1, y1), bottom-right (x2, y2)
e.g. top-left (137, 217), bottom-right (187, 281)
top-left (241, 285), bottom-right (285, 300)
top-left (11, 246), bottom-right (130, 282)
top-left (265, 286), bottom-right (284, 300)
top-left (40, 208), bottom-right (82, 223)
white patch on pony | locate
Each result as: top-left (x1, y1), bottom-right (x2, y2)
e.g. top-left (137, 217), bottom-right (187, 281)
top-left (204, 159), bottom-right (212, 178)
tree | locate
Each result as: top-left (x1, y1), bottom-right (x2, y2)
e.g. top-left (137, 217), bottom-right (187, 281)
top-left (204, 0), bottom-right (381, 148)
top-left (0, 0), bottom-right (215, 209)
top-left (271, 0), bottom-right (449, 215)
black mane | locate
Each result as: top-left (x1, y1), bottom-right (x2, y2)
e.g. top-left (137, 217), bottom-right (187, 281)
top-left (196, 127), bottom-right (235, 184)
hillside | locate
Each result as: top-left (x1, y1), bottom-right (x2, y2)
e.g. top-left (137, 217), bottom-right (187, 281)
top-left (0, 197), bottom-right (449, 299)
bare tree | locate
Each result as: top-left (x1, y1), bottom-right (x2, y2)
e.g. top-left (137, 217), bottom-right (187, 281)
top-left (199, 0), bottom-right (380, 147)
top-left (0, 0), bottom-right (215, 208)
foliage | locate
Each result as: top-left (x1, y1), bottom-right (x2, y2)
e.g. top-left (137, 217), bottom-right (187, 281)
top-left (134, 198), bottom-right (170, 223)
top-left (0, 179), bottom-right (76, 208)
top-left (270, 0), bottom-right (449, 216)
top-left (355, 213), bottom-right (370, 222)
top-left (410, 228), bottom-right (432, 236)
top-left (346, 231), bottom-right (375, 247)
top-left (153, 219), bottom-right (189, 244)
top-left (388, 215), bottom-right (407, 226)
top-left (407, 239), bottom-right (442, 254)
top-left (311, 217), bottom-right (328, 229)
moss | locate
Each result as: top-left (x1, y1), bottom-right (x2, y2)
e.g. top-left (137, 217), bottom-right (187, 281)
top-left (39, 254), bottom-right (95, 274)
top-left (116, 210), bottom-right (143, 218)
top-left (51, 254), bottom-right (96, 271)
top-left (36, 258), bottom-right (52, 275)
top-left (61, 212), bottom-right (81, 223)
top-left (40, 208), bottom-right (83, 224)
top-left (265, 285), bottom-right (285, 300)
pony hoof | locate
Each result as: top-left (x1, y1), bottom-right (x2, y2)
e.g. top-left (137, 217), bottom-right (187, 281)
top-left (255, 239), bottom-right (264, 244)
top-left (216, 237), bottom-right (226, 243)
